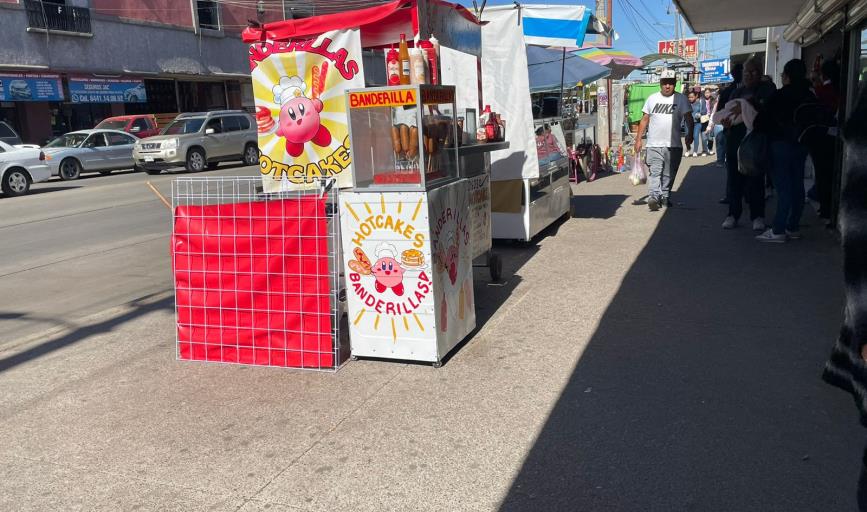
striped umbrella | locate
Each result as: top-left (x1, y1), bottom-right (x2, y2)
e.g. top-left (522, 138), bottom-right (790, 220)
top-left (573, 48), bottom-right (644, 79)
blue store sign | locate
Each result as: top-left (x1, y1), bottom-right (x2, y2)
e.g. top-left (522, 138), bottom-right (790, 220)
top-left (0, 73), bottom-right (64, 101)
top-left (699, 59), bottom-right (733, 84)
top-left (69, 77), bottom-right (147, 103)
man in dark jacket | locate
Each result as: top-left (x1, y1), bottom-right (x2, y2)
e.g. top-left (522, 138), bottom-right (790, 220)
top-left (720, 56), bottom-right (776, 231)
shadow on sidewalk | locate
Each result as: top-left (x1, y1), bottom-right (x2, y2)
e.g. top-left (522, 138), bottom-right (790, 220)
top-left (499, 163), bottom-right (861, 510)
top-left (0, 292), bottom-right (173, 374)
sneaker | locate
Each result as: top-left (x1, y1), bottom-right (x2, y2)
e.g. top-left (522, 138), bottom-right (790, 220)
top-left (722, 216), bottom-right (737, 229)
top-left (700, 152), bottom-right (707, 157)
top-left (752, 218), bottom-right (766, 231)
top-left (684, 152), bottom-right (691, 158)
top-left (710, 150), bottom-right (716, 155)
top-left (786, 230), bottom-right (802, 239)
top-left (756, 228), bottom-right (786, 243)
top-left (648, 196), bottom-right (660, 211)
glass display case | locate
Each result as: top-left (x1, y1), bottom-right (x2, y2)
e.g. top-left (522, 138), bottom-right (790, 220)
top-left (346, 85), bottom-right (459, 190)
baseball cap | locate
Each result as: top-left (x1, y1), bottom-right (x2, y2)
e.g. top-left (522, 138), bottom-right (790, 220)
top-left (660, 69), bottom-right (677, 81)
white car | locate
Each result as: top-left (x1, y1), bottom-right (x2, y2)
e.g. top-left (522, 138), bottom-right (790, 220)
top-left (42, 129), bottom-right (138, 180)
top-left (0, 141), bottom-right (50, 197)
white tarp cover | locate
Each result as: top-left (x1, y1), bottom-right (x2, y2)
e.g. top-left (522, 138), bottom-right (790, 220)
top-left (482, 8), bottom-right (539, 181)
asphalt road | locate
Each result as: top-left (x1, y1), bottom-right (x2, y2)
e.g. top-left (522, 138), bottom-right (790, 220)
top-left (0, 163), bottom-right (261, 348)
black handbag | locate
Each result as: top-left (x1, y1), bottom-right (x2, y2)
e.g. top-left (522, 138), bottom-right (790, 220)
top-left (737, 130), bottom-right (770, 177)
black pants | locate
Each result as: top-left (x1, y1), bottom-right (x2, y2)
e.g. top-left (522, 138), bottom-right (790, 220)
top-left (725, 125), bottom-right (765, 221)
top-left (810, 134), bottom-right (835, 219)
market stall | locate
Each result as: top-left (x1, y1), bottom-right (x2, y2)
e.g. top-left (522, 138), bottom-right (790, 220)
top-left (481, 4), bottom-right (611, 241)
top-left (241, 0), bottom-right (508, 366)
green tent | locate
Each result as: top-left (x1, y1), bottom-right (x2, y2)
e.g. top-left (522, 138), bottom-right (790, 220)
top-left (627, 82), bottom-right (683, 124)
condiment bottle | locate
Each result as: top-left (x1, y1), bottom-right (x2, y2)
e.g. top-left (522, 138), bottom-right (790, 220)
top-left (386, 46), bottom-right (401, 86)
top-left (398, 34), bottom-right (411, 85)
top-left (418, 40), bottom-right (438, 85)
top-left (409, 48), bottom-right (427, 84)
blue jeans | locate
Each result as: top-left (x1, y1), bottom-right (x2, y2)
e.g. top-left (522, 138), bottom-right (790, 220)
top-left (691, 122), bottom-right (706, 154)
top-left (714, 125), bottom-right (726, 164)
top-left (770, 140), bottom-right (808, 234)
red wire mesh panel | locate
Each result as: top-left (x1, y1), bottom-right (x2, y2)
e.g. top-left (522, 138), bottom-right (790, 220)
top-left (171, 177), bottom-right (346, 371)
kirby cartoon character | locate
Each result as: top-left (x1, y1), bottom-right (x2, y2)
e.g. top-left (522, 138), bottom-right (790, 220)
top-left (371, 243), bottom-right (406, 296)
top-left (441, 231), bottom-right (459, 286)
top-left (272, 76), bottom-right (332, 157)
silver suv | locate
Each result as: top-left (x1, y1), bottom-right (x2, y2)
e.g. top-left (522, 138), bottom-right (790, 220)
top-left (133, 110), bottom-right (259, 174)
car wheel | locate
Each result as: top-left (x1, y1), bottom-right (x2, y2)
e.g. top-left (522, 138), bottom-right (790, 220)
top-left (144, 168), bottom-right (162, 175)
top-left (186, 148), bottom-right (206, 173)
top-left (243, 143), bottom-right (259, 166)
top-left (59, 158), bottom-right (81, 180)
top-left (2, 168), bottom-right (31, 196)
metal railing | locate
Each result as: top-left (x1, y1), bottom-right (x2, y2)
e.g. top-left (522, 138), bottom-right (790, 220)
top-left (24, 0), bottom-right (92, 34)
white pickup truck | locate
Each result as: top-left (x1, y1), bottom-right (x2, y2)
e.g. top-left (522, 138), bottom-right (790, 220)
top-left (0, 141), bottom-right (51, 197)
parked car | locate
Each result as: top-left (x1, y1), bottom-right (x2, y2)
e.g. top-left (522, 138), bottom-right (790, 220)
top-left (95, 114), bottom-right (161, 138)
top-left (0, 141), bottom-right (50, 197)
top-left (133, 110), bottom-right (259, 174)
top-left (0, 121), bottom-right (23, 146)
top-left (42, 129), bottom-right (138, 180)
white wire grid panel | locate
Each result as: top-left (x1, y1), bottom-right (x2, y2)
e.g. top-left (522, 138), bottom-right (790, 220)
top-left (171, 177), bottom-right (348, 371)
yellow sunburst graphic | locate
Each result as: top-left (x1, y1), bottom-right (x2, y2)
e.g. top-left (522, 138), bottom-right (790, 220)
top-left (251, 42), bottom-right (356, 191)
top-left (345, 195), bottom-right (434, 342)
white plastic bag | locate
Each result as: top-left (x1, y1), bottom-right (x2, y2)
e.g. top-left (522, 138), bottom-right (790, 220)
top-left (629, 156), bottom-right (647, 186)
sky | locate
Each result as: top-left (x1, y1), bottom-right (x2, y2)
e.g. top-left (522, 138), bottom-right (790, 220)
top-left (462, 0), bottom-right (732, 68)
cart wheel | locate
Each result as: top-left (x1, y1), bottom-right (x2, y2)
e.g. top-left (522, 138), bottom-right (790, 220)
top-left (433, 361), bottom-right (442, 369)
top-left (350, 355), bottom-right (359, 362)
top-left (488, 253), bottom-right (503, 282)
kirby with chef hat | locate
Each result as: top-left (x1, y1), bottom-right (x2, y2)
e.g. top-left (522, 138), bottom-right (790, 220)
top-left (371, 243), bottom-right (406, 296)
top-left (272, 75), bottom-right (332, 157)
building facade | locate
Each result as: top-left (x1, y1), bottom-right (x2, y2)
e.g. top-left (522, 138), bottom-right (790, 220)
top-left (0, 0), bottom-right (297, 144)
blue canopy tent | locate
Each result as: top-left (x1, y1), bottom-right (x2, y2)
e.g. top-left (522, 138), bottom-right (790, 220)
top-left (526, 46), bottom-right (611, 93)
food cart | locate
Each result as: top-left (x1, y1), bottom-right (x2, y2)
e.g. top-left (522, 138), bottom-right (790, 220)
top-left (480, 4), bottom-right (611, 241)
top-left (242, 0), bottom-right (508, 366)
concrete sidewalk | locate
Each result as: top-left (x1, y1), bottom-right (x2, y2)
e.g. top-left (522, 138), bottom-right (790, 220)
top-left (0, 157), bottom-right (860, 511)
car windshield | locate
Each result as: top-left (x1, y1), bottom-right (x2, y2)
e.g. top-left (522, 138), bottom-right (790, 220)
top-left (96, 120), bottom-right (127, 130)
top-left (162, 118), bottom-right (205, 135)
top-left (45, 133), bottom-right (89, 148)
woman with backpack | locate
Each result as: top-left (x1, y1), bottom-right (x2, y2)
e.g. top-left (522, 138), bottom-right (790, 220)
top-left (755, 59), bottom-right (817, 243)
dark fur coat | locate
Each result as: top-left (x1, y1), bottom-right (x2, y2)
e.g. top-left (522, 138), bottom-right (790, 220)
top-left (823, 85), bottom-right (867, 425)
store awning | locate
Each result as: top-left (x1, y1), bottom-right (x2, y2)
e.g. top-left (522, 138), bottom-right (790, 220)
top-left (672, 0), bottom-right (802, 34)
top-left (484, 4), bottom-right (611, 48)
top-left (526, 46), bottom-right (611, 92)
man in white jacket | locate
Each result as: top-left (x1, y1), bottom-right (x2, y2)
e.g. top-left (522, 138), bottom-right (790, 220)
top-left (634, 70), bottom-right (694, 211)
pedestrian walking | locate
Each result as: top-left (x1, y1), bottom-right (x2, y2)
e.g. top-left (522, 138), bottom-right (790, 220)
top-left (716, 63), bottom-right (743, 202)
top-left (634, 70), bottom-right (694, 211)
top-left (702, 88), bottom-right (716, 155)
top-left (719, 56), bottom-right (775, 231)
top-left (821, 81), bottom-right (867, 512)
top-left (686, 91), bottom-right (708, 157)
top-left (756, 59), bottom-right (816, 242)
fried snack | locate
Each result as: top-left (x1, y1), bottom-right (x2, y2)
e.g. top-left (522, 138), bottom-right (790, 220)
top-left (353, 247), bottom-right (371, 268)
top-left (391, 125), bottom-right (402, 155)
top-left (317, 62), bottom-right (329, 96)
top-left (310, 65), bottom-right (321, 99)
top-left (399, 124), bottom-right (410, 154)
top-left (407, 126), bottom-right (419, 158)
top-left (349, 260), bottom-right (371, 275)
